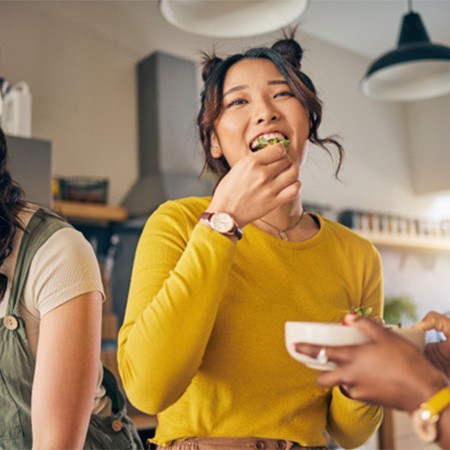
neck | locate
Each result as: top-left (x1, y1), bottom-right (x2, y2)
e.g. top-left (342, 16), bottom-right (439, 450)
top-left (261, 201), bottom-right (303, 230)
top-left (255, 202), bottom-right (307, 241)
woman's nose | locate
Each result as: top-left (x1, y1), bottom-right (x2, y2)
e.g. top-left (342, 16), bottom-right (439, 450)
top-left (255, 101), bottom-right (279, 124)
top-left (257, 112), bottom-right (278, 124)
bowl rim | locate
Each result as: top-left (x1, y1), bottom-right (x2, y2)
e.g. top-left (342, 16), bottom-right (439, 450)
top-left (285, 320), bottom-right (371, 346)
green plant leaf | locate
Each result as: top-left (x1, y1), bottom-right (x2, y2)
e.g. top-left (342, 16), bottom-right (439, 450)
top-left (383, 296), bottom-right (418, 325)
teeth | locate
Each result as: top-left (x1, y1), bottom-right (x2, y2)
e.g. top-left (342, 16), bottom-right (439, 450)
top-left (251, 132), bottom-right (286, 150)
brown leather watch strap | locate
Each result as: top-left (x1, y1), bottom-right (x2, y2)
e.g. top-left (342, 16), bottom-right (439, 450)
top-left (200, 212), bottom-right (243, 240)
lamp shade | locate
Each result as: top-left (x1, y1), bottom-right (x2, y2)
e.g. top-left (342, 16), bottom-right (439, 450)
top-left (158, 0), bottom-right (309, 38)
top-left (361, 10), bottom-right (450, 101)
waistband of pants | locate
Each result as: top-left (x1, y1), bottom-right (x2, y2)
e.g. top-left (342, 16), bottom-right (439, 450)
top-left (158, 437), bottom-right (328, 449)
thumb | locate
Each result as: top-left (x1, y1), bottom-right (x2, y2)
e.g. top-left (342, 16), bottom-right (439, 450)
top-left (352, 317), bottom-right (385, 342)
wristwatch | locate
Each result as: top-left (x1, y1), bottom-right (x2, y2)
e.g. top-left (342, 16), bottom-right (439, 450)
top-left (200, 211), bottom-right (243, 240)
top-left (412, 386), bottom-right (450, 443)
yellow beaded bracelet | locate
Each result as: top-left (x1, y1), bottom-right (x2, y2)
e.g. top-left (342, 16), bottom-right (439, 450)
top-left (412, 386), bottom-right (450, 443)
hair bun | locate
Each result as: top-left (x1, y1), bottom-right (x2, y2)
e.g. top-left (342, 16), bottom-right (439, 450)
top-left (200, 52), bottom-right (223, 82)
top-left (271, 39), bottom-right (303, 70)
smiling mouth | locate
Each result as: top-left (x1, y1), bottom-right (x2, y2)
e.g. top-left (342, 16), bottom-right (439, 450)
top-left (250, 132), bottom-right (290, 151)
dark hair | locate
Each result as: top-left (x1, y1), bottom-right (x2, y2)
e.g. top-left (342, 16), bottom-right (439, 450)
top-left (197, 30), bottom-right (344, 180)
top-left (0, 127), bottom-right (26, 301)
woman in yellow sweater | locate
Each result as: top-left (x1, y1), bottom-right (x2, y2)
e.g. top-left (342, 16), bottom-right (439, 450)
top-left (118, 32), bottom-right (383, 449)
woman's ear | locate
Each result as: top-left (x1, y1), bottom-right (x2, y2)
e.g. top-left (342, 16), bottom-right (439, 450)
top-left (210, 134), bottom-right (223, 158)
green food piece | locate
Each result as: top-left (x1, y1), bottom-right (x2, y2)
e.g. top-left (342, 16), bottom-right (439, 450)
top-left (349, 306), bottom-right (373, 317)
top-left (254, 136), bottom-right (290, 150)
top-left (255, 137), bottom-right (269, 149)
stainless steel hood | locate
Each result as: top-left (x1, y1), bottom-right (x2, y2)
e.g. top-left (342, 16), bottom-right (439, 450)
top-left (122, 52), bottom-right (214, 218)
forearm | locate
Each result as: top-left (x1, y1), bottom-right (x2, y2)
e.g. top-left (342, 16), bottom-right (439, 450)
top-left (32, 409), bottom-right (92, 450)
top-left (118, 223), bottom-right (236, 413)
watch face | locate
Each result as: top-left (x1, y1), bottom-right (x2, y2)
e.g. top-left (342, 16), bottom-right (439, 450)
top-left (211, 212), bottom-right (234, 233)
top-left (412, 409), bottom-right (438, 443)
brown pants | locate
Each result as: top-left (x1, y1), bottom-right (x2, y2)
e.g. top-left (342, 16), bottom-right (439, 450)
top-left (157, 437), bottom-right (327, 449)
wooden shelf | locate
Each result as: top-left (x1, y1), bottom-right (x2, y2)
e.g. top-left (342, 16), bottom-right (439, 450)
top-left (53, 200), bottom-right (128, 224)
top-left (357, 231), bottom-right (450, 253)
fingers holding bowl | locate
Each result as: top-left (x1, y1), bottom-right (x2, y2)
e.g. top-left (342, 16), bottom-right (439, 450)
top-left (285, 321), bottom-right (372, 371)
top-left (288, 319), bottom-right (432, 408)
top-left (293, 343), bottom-right (354, 366)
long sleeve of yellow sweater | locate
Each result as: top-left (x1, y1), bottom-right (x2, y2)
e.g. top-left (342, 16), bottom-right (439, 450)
top-left (118, 197), bottom-right (383, 448)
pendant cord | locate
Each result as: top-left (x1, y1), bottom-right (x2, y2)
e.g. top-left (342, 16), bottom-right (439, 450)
top-left (256, 209), bottom-right (306, 241)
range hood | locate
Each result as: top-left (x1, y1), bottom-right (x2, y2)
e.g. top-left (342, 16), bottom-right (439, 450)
top-left (122, 52), bottom-right (214, 218)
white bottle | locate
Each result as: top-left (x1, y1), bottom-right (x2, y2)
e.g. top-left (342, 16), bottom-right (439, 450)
top-left (2, 81), bottom-right (32, 137)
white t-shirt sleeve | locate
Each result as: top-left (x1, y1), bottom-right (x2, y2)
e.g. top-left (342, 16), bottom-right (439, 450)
top-left (24, 227), bottom-right (105, 318)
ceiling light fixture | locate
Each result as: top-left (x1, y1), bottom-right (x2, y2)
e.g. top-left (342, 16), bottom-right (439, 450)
top-left (158, 0), bottom-right (309, 38)
top-left (361, 0), bottom-right (450, 102)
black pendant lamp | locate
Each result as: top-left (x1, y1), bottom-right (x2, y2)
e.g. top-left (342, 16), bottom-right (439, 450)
top-left (361, 0), bottom-right (450, 102)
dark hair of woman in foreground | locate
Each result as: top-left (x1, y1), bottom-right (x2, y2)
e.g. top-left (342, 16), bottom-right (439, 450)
top-left (0, 127), bottom-right (26, 300)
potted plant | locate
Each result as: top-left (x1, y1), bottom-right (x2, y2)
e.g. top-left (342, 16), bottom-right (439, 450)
top-left (383, 295), bottom-right (418, 325)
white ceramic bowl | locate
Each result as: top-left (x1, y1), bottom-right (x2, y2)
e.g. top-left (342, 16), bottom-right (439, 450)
top-left (285, 321), bottom-right (426, 371)
top-left (285, 321), bottom-right (371, 371)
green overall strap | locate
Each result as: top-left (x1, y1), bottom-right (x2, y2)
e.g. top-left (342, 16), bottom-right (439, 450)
top-left (7, 208), bottom-right (71, 315)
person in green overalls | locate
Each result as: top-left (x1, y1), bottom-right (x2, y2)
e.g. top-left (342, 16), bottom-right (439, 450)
top-left (0, 126), bottom-right (143, 450)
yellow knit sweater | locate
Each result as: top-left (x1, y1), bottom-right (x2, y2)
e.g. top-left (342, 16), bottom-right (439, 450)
top-left (118, 197), bottom-right (383, 448)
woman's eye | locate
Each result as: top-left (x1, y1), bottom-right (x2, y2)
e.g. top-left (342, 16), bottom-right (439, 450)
top-left (275, 91), bottom-right (294, 98)
top-left (225, 98), bottom-right (248, 108)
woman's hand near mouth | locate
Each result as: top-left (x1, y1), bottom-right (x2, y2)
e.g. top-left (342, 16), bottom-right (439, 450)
top-left (208, 142), bottom-right (300, 228)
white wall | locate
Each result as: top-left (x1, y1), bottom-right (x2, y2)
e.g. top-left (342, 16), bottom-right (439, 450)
top-left (1, 1), bottom-right (450, 223)
top-left (406, 93), bottom-right (450, 195)
top-left (0, 3), bottom-right (138, 206)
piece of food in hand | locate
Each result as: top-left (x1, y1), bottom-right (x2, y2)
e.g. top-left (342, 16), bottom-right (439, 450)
top-left (251, 133), bottom-right (290, 151)
top-left (342, 306), bottom-right (373, 325)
